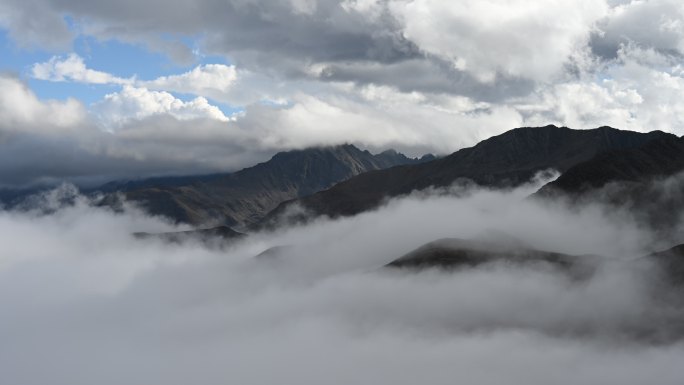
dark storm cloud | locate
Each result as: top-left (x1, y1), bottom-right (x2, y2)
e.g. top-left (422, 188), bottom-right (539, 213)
top-left (49, 0), bottom-right (419, 63)
top-left (0, 130), bottom-right (271, 187)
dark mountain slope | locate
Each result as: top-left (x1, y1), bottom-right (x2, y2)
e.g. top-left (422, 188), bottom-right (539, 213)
top-left (385, 237), bottom-right (593, 277)
top-left (264, 125), bottom-right (674, 223)
top-left (531, 136), bottom-right (684, 233)
top-left (386, 236), bottom-right (684, 285)
top-left (101, 144), bottom-right (429, 227)
top-left (536, 136), bottom-right (684, 196)
top-left (647, 244), bottom-right (684, 285)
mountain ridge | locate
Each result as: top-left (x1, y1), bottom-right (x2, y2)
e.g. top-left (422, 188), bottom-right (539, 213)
top-left (98, 143), bottom-right (432, 228)
top-left (536, 135), bottom-right (684, 196)
top-left (261, 125), bottom-right (675, 225)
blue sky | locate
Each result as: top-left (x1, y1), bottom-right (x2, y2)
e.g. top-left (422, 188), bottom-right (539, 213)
top-left (0, 27), bottom-right (240, 113)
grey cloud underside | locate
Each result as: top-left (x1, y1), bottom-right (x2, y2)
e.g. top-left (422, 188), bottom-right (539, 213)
top-left (0, 121), bottom-right (271, 188)
top-left (7, 0), bottom-right (666, 100)
top-left (0, 0), bottom-right (73, 49)
top-left (52, 0), bottom-right (419, 62)
top-left (589, 0), bottom-right (684, 60)
top-left (317, 57), bottom-right (537, 102)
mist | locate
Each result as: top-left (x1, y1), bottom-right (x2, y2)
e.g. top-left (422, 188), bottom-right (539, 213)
top-left (1, 175), bottom-right (683, 385)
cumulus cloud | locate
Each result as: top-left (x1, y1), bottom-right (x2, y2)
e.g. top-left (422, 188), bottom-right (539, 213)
top-left (593, 0), bottom-right (684, 58)
top-left (30, 53), bottom-right (290, 109)
top-left (1, 176), bottom-right (683, 385)
top-left (93, 86), bottom-right (232, 125)
top-left (0, 75), bottom-right (86, 133)
top-left (520, 44), bottom-right (684, 132)
top-left (31, 54), bottom-right (240, 101)
top-left (31, 53), bottom-right (133, 84)
top-left (238, 87), bottom-right (523, 154)
top-left (390, 0), bottom-right (608, 82)
top-left (141, 63), bottom-right (238, 99)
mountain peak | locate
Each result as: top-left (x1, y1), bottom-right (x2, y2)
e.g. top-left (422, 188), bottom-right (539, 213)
top-left (265, 125), bottom-right (678, 225)
top-left (100, 143), bottom-right (430, 228)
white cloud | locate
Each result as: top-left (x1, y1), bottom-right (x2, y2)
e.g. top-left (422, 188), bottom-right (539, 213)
top-left (26, 54), bottom-right (524, 155)
top-left (0, 76), bottom-right (86, 133)
top-left (32, 54), bottom-right (240, 101)
top-left (141, 64), bottom-right (238, 99)
top-left (390, 0), bottom-right (608, 82)
top-left (238, 87), bottom-right (522, 154)
top-left (31, 53), bottom-right (132, 85)
top-left (518, 44), bottom-right (684, 132)
top-left (600, 0), bottom-right (684, 55)
top-left (30, 54), bottom-right (278, 108)
top-left (93, 86), bottom-right (232, 125)
top-left (1, 179), bottom-right (684, 384)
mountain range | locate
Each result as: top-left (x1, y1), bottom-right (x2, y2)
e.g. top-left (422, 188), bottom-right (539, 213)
top-left (7, 124), bottom-right (684, 236)
top-left (265, 125), bottom-right (681, 225)
top-left (7, 123), bottom-right (683, 290)
top-left (95, 144), bottom-right (434, 228)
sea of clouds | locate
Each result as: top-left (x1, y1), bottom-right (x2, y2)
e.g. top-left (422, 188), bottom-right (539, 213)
top-left (1, 175), bottom-right (683, 385)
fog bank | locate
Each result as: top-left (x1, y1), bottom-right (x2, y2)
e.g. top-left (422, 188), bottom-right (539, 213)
top-left (1, 177), bottom-right (683, 385)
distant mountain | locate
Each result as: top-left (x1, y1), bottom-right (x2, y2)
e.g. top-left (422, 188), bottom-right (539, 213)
top-left (133, 225), bottom-right (246, 247)
top-left (0, 185), bottom-right (53, 208)
top-left (386, 236), bottom-right (683, 284)
top-left (385, 237), bottom-right (593, 278)
top-left (263, 125), bottom-right (674, 225)
top-left (99, 144), bottom-right (431, 228)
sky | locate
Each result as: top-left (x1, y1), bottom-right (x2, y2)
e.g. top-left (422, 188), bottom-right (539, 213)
top-left (1, 0), bottom-right (684, 187)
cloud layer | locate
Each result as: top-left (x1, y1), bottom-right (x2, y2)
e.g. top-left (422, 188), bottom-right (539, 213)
top-left (1, 177), bottom-right (683, 385)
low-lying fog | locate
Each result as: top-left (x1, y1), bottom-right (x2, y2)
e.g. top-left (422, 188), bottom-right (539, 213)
top-left (1, 175), bottom-right (683, 385)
